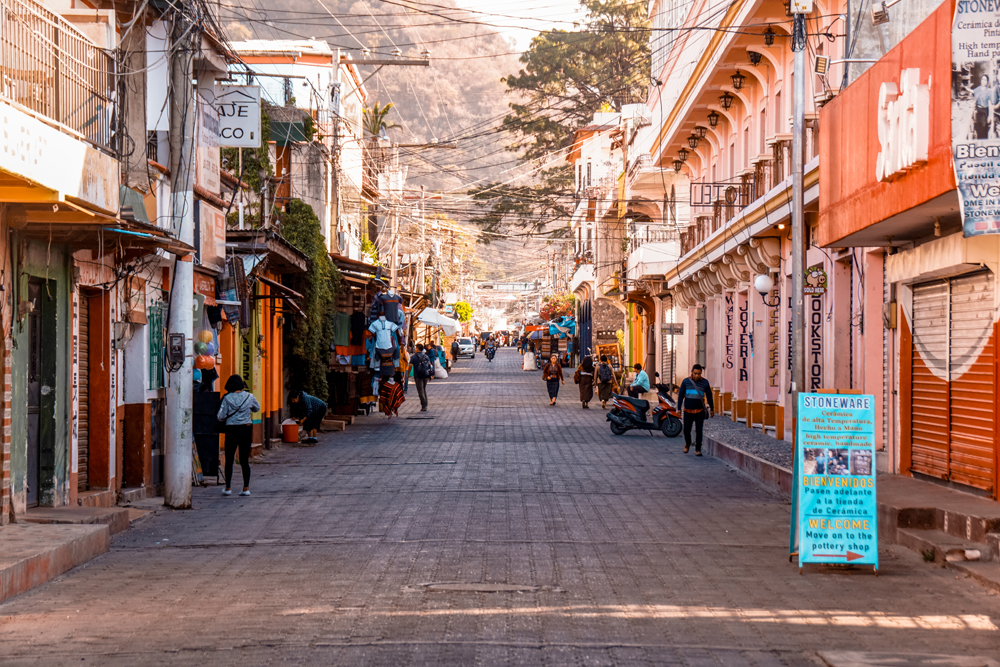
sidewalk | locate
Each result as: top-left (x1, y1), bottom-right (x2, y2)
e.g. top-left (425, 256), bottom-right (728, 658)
top-left (701, 418), bottom-right (1000, 591)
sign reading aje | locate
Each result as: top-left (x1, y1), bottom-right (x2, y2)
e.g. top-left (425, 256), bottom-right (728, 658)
top-left (794, 392), bottom-right (878, 572)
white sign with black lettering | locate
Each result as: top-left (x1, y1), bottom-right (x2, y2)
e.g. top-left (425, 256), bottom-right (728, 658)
top-left (211, 85), bottom-right (261, 148)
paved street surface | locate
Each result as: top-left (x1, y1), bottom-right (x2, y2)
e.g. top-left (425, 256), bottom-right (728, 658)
top-left (2, 349), bottom-right (999, 666)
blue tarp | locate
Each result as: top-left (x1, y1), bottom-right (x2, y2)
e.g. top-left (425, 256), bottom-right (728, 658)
top-left (548, 316), bottom-right (576, 337)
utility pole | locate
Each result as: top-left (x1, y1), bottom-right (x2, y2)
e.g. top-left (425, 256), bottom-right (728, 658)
top-left (789, 3), bottom-right (809, 554)
top-left (165, 15), bottom-right (196, 509)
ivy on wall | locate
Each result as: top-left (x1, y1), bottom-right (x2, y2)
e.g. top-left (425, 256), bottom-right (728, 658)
top-left (280, 199), bottom-right (341, 402)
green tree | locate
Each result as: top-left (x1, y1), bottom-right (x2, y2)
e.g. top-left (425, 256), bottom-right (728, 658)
top-left (363, 101), bottom-right (401, 138)
top-left (280, 199), bottom-right (342, 402)
top-left (470, 0), bottom-right (649, 237)
top-left (452, 301), bottom-right (474, 322)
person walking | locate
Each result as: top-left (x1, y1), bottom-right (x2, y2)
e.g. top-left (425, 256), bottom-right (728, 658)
top-left (450, 338), bottom-right (460, 366)
top-left (576, 355), bottom-right (595, 409)
top-left (522, 339), bottom-right (536, 371)
top-left (596, 355), bottom-right (616, 409)
top-left (543, 354), bottom-right (564, 405)
top-left (289, 389), bottom-right (327, 444)
top-left (677, 364), bottom-right (714, 456)
top-left (410, 343), bottom-right (433, 411)
top-left (403, 343), bottom-right (414, 394)
top-left (626, 362), bottom-right (650, 398)
top-left (216, 375), bottom-right (260, 496)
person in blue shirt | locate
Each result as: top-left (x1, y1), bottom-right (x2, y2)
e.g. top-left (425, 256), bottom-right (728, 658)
top-left (626, 362), bottom-right (650, 398)
top-left (290, 390), bottom-right (327, 444)
top-left (677, 364), bottom-right (715, 456)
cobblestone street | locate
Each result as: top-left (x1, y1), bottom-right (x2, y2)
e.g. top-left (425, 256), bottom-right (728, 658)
top-left (1, 349), bottom-right (998, 666)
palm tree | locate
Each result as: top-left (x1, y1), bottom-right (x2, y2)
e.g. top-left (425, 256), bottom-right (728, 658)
top-left (362, 101), bottom-right (400, 138)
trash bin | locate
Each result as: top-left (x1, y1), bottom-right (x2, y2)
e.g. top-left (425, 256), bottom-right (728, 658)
top-left (281, 420), bottom-right (299, 443)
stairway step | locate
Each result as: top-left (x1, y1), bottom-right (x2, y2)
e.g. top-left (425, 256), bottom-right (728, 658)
top-left (947, 560), bottom-right (1000, 594)
top-left (22, 506), bottom-right (131, 535)
top-left (895, 527), bottom-right (987, 565)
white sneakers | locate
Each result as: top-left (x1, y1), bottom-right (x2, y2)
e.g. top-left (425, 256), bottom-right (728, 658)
top-left (239, 490), bottom-right (250, 496)
top-left (222, 489), bottom-right (232, 496)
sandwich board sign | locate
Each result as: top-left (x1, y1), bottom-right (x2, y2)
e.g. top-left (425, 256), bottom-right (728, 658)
top-left (794, 392), bottom-right (878, 572)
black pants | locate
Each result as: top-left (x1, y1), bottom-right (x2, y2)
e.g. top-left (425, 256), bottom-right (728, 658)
top-left (683, 410), bottom-right (706, 450)
top-left (627, 385), bottom-right (644, 398)
top-left (415, 377), bottom-right (429, 409)
top-left (224, 424), bottom-right (253, 488)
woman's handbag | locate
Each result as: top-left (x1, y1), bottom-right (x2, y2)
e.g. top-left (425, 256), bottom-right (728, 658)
top-left (573, 367), bottom-right (581, 384)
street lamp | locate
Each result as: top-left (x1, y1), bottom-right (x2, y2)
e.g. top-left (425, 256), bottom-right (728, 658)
top-left (754, 274), bottom-right (780, 307)
top-left (747, 50), bottom-right (763, 67)
top-left (687, 134), bottom-right (700, 149)
top-left (763, 26), bottom-right (775, 45)
top-left (677, 147), bottom-right (689, 162)
top-left (731, 70), bottom-right (746, 90)
top-left (673, 159), bottom-right (684, 172)
top-left (707, 110), bottom-right (720, 127)
top-left (694, 125), bottom-right (708, 139)
top-left (719, 91), bottom-right (735, 110)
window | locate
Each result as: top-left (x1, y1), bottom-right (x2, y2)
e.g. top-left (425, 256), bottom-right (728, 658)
top-left (729, 142), bottom-right (735, 179)
top-left (587, 160), bottom-right (592, 186)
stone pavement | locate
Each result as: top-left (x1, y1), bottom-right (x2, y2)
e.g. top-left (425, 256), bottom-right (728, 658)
top-left (1, 348), bottom-right (998, 666)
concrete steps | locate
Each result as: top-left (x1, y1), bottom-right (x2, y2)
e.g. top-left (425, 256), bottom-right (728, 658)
top-left (22, 506), bottom-right (131, 536)
top-left (896, 528), bottom-right (985, 564)
top-left (0, 523), bottom-right (109, 604)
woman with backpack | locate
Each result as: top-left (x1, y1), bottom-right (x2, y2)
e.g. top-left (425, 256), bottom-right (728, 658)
top-left (575, 355), bottom-right (595, 409)
top-left (216, 375), bottom-right (260, 497)
top-left (596, 355), bottom-right (616, 409)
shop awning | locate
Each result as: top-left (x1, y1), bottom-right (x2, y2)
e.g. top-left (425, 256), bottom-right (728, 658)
top-left (226, 229), bottom-right (308, 274)
top-left (253, 274), bottom-right (306, 318)
top-left (417, 308), bottom-right (460, 336)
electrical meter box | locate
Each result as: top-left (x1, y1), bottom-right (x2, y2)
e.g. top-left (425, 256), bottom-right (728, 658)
top-left (790, 0), bottom-right (813, 13)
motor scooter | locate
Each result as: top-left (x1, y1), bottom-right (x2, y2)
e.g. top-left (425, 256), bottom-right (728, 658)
top-left (485, 346), bottom-right (496, 362)
top-left (607, 383), bottom-right (682, 437)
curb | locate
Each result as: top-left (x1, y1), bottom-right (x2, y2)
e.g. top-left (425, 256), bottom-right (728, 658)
top-left (702, 435), bottom-right (793, 496)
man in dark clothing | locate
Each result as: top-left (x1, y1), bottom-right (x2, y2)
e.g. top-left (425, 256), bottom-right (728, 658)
top-left (290, 390), bottom-right (327, 444)
top-left (450, 339), bottom-right (460, 365)
top-left (676, 364), bottom-right (714, 456)
top-left (410, 343), bottom-right (432, 411)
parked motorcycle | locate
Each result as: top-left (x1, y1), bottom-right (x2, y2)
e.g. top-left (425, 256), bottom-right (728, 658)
top-left (607, 383), bottom-right (682, 437)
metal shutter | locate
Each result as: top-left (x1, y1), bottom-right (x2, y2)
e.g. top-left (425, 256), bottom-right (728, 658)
top-left (77, 295), bottom-right (90, 492)
top-left (948, 271), bottom-right (995, 490)
top-left (910, 280), bottom-right (950, 479)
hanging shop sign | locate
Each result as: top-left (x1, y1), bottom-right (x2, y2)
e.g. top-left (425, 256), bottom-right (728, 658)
top-left (793, 392), bottom-right (878, 571)
top-left (953, 3), bottom-right (1000, 236)
top-left (809, 295), bottom-right (824, 392)
top-left (767, 289), bottom-right (780, 390)
top-left (738, 295), bottom-right (750, 383)
top-left (724, 293), bottom-right (735, 370)
top-left (211, 85), bottom-right (262, 148)
top-left (804, 264), bottom-right (827, 295)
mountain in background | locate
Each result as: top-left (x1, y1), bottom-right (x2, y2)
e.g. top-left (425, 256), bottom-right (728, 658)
top-left (221, 0), bottom-right (522, 194)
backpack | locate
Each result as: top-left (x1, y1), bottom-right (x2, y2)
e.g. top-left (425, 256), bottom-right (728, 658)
top-left (415, 354), bottom-right (434, 379)
top-left (598, 363), bottom-right (614, 383)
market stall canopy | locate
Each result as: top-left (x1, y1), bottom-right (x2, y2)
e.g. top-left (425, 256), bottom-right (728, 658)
top-left (417, 308), bottom-right (460, 336)
top-left (548, 316), bottom-right (576, 337)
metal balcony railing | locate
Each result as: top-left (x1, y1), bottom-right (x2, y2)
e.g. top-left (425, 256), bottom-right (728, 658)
top-left (0, 0), bottom-right (115, 152)
top-left (628, 225), bottom-right (678, 254)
